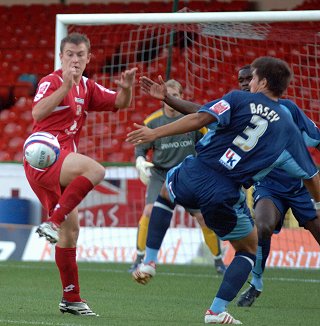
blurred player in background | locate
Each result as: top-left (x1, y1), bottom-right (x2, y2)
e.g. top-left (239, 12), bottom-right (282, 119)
top-left (127, 56), bottom-right (320, 324)
top-left (237, 65), bottom-right (252, 92)
top-left (23, 32), bottom-right (137, 316)
top-left (235, 65), bottom-right (320, 307)
top-left (129, 79), bottom-right (226, 274)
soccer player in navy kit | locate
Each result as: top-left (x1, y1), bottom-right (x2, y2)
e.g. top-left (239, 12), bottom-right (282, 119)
top-left (237, 65), bottom-right (252, 92)
top-left (235, 65), bottom-right (320, 307)
top-left (130, 79), bottom-right (226, 274)
top-left (127, 57), bottom-right (320, 324)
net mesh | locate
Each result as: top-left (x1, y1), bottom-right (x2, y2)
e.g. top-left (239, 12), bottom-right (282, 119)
top-left (69, 15), bottom-right (320, 163)
top-left (67, 13), bottom-right (320, 265)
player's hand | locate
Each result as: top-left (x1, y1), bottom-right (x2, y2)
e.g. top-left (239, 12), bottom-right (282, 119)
top-left (62, 62), bottom-right (77, 89)
top-left (115, 67), bottom-right (138, 89)
top-left (135, 156), bottom-right (154, 185)
top-left (140, 75), bottom-right (167, 100)
top-left (126, 123), bottom-right (156, 145)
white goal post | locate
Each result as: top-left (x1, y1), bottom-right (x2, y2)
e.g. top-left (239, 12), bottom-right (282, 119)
top-left (55, 10), bottom-right (320, 69)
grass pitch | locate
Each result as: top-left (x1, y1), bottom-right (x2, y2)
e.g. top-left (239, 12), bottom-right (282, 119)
top-left (0, 261), bottom-right (318, 325)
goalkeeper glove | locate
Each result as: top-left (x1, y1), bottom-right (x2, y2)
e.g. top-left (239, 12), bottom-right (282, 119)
top-left (136, 156), bottom-right (154, 185)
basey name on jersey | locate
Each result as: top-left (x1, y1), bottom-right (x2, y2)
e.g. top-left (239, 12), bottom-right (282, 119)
top-left (250, 103), bottom-right (280, 122)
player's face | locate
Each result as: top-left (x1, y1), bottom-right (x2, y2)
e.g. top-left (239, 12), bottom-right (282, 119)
top-left (249, 69), bottom-right (266, 93)
top-left (60, 42), bottom-right (91, 78)
top-left (164, 86), bottom-right (182, 116)
top-left (238, 68), bottom-right (252, 91)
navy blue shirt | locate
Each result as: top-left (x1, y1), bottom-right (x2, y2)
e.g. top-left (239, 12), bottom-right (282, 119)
top-left (255, 98), bottom-right (320, 193)
top-left (196, 90), bottom-right (318, 188)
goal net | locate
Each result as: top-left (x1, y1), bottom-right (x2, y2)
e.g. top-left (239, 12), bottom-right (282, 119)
top-left (55, 10), bottom-right (320, 268)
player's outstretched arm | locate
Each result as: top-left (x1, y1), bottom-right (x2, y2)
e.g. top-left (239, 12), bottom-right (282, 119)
top-left (140, 75), bottom-right (201, 115)
top-left (126, 111), bottom-right (216, 145)
top-left (115, 67), bottom-right (138, 109)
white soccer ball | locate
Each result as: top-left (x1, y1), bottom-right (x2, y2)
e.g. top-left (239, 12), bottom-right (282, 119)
top-left (23, 132), bottom-right (60, 169)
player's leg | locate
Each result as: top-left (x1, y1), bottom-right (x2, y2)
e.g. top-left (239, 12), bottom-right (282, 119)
top-left (205, 190), bottom-right (257, 324)
top-left (128, 203), bottom-right (152, 272)
top-left (56, 208), bottom-right (98, 316)
top-left (305, 218), bottom-right (320, 244)
top-left (193, 212), bottom-right (227, 275)
top-left (129, 169), bottom-right (166, 272)
top-left (52, 152), bottom-right (105, 224)
top-left (132, 183), bottom-right (175, 284)
top-left (237, 195), bottom-right (285, 307)
top-left (207, 227), bottom-right (257, 316)
top-left (290, 188), bottom-right (320, 244)
top-left (37, 152), bottom-right (105, 243)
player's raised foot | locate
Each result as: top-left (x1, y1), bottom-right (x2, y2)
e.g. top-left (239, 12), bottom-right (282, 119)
top-left (204, 310), bottom-right (242, 324)
top-left (214, 258), bottom-right (227, 275)
top-left (236, 283), bottom-right (261, 307)
top-left (59, 298), bottom-right (99, 316)
top-left (36, 221), bottom-right (59, 244)
top-left (132, 261), bottom-right (156, 285)
top-left (128, 253), bottom-right (145, 273)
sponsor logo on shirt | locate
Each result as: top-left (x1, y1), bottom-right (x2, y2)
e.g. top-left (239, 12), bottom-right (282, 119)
top-left (75, 97), bottom-right (84, 104)
top-left (209, 100), bottom-right (230, 115)
top-left (161, 140), bottom-right (194, 150)
top-left (34, 81), bottom-right (51, 102)
top-left (219, 148), bottom-right (241, 170)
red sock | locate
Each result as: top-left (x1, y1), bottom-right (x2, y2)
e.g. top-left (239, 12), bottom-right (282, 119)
top-left (55, 246), bottom-right (81, 302)
top-left (49, 176), bottom-right (94, 225)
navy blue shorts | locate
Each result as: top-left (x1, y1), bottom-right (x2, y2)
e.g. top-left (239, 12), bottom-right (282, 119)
top-left (253, 184), bottom-right (316, 232)
top-left (166, 156), bottom-right (254, 241)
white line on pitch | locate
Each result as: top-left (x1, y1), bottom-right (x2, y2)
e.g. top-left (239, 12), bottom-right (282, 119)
top-left (0, 320), bottom-right (80, 326)
top-left (0, 263), bottom-right (319, 283)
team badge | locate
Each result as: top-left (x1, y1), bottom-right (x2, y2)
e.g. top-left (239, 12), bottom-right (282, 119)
top-left (209, 100), bottom-right (230, 115)
top-left (219, 148), bottom-right (241, 170)
top-left (34, 81), bottom-right (51, 102)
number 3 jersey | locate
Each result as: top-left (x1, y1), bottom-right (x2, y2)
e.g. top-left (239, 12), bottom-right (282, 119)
top-left (196, 90), bottom-right (318, 188)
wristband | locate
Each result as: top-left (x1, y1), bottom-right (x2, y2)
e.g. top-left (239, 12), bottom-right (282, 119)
top-left (314, 201), bottom-right (320, 210)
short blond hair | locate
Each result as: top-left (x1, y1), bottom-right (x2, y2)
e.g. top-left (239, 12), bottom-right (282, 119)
top-left (165, 79), bottom-right (183, 95)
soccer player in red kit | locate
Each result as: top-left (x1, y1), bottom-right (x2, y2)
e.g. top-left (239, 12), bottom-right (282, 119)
top-left (23, 32), bottom-right (137, 316)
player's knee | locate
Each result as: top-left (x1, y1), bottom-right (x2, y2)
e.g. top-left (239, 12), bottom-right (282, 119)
top-left (193, 212), bottom-right (205, 226)
top-left (256, 221), bottom-right (274, 240)
top-left (87, 162), bottom-right (105, 185)
top-left (143, 204), bottom-right (153, 217)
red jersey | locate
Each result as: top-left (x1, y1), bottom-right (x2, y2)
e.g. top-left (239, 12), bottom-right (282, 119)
top-left (32, 69), bottom-right (118, 151)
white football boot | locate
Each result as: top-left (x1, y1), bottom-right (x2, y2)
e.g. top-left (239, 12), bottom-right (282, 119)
top-left (132, 261), bottom-right (156, 285)
top-left (36, 221), bottom-right (59, 244)
top-left (204, 309), bottom-right (242, 324)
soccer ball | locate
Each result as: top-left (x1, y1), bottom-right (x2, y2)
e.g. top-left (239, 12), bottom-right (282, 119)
top-left (23, 131), bottom-right (60, 169)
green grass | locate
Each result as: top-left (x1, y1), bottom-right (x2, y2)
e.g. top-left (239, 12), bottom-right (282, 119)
top-left (0, 261), bottom-right (319, 325)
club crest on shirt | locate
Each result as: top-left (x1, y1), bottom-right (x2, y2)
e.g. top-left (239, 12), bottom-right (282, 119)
top-left (209, 100), bottom-right (230, 115)
top-left (34, 81), bottom-right (51, 102)
top-left (219, 148), bottom-right (241, 170)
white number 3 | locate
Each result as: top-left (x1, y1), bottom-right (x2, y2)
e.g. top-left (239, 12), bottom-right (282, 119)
top-left (233, 115), bottom-right (268, 152)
